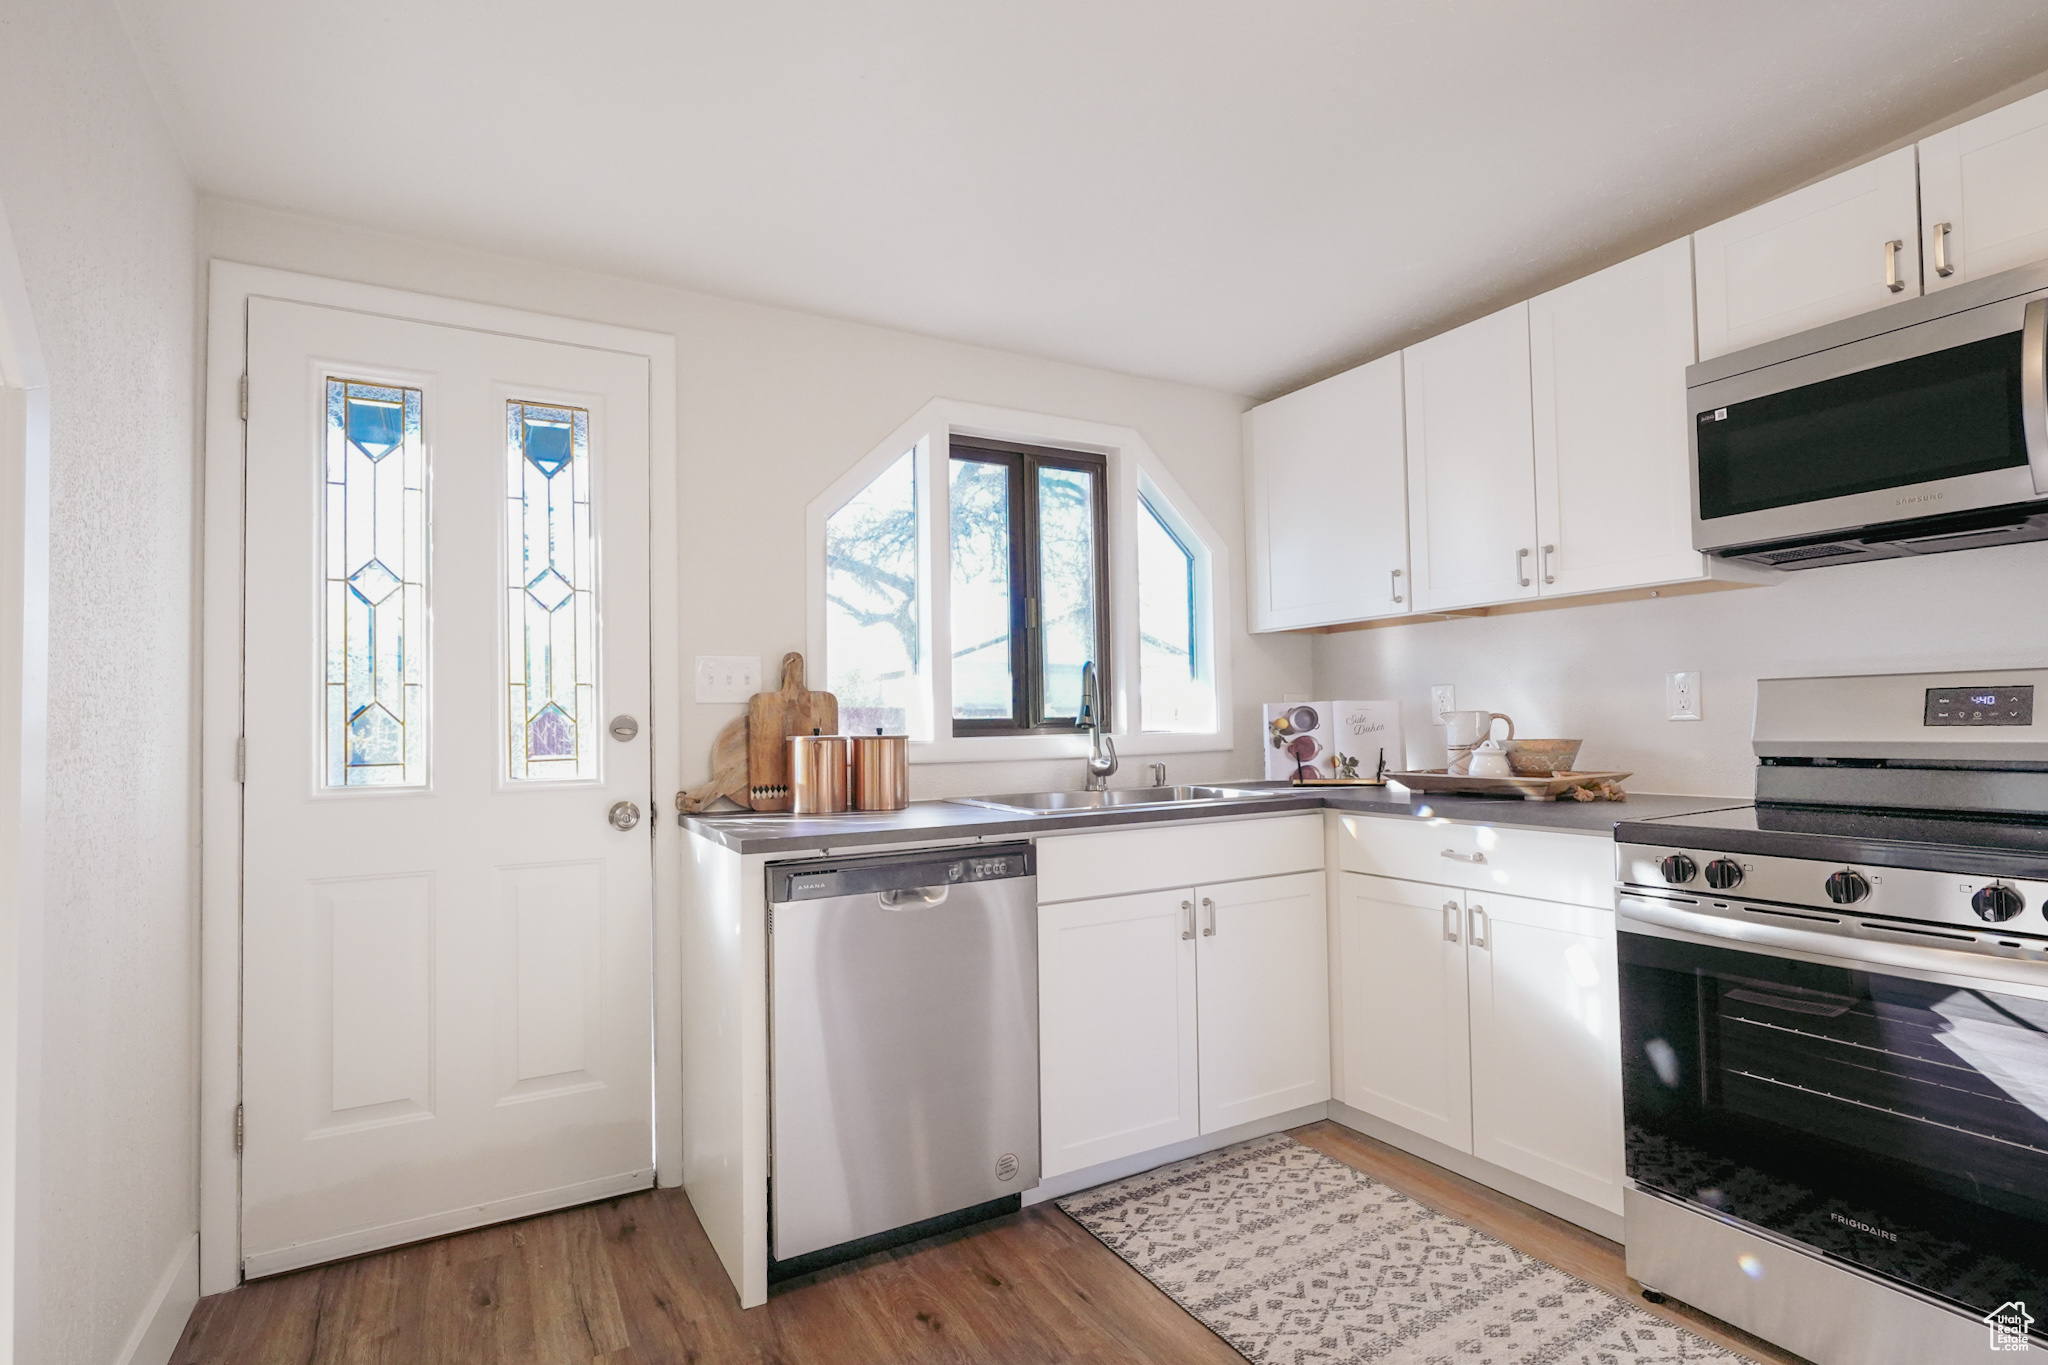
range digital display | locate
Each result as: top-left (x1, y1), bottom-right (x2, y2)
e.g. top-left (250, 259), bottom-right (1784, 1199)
top-left (1924, 685), bottom-right (2035, 727)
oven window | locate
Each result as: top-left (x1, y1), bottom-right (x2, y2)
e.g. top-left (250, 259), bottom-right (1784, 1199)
top-left (1621, 928), bottom-right (2048, 1322)
top-left (1696, 330), bottom-right (2027, 520)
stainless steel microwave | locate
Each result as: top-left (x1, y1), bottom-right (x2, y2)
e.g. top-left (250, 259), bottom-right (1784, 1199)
top-left (1689, 259), bottom-right (2048, 569)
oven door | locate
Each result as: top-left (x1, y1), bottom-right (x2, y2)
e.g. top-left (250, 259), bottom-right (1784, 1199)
top-left (1689, 289), bottom-right (2048, 556)
top-left (1620, 894), bottom-right (2048, 1327)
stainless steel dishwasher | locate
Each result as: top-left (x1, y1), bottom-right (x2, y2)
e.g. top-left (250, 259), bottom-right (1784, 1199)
top-left (768, 842), bottom-right (1039, 1274)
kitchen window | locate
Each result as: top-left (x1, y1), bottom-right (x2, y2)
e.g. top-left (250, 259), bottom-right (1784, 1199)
top-left (949, 439), bottom-right (1109, 736)
top-left (809, 399), bottom-right (1231, 761)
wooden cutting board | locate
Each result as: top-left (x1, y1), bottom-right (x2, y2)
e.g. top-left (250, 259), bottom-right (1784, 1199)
top-left (676, 714), bottom-right (749, 814)
top-left (747, 652), bottom-right (838, 811)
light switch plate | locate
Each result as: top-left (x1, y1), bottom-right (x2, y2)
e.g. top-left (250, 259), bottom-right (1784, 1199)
top-left (696, 655), bottom-right (762, 703)
top-left (1430, 685), bottom-right (1456, 720)
top-left (1666, 671), bottom-right (1702, 721)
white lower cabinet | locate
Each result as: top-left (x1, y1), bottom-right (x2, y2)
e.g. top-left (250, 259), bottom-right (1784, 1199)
top-left (1038, 888), bottom-right (1200, 1178)
top-left (1333, 873), bottom-right (1470, 1148)
top-left (1039, 871), bottom-right (1330, 1179)
top-left (1334, 871), bottom-right (1624, 1216)
top-left (1196, 871), bottom-right (1331, 1133)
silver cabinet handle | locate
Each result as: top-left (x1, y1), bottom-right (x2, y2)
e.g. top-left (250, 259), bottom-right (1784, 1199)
top-left (1540, 543), bottom-right (1556, 585)
top-left (1885, 238), bottom-right (1905, 293)
top-left (1441, 848), bottom-right (1487, 864)
top-left (1390, 567), bottom-right (1404, 604)
top-left (1201, 896), bottom-right (1216, 937)
top-left (608, 800), bottom-right (641, 831)
top-left (1516, 547), bottom-right (1531, 587)
top-left (1442, 900), bottom-right (1461, 944)
top-left (1469, 904), bottom-right (1490, 949)
top-left (1181, 898), bottom-right (1195, 941)
top-left (2025, 298), bottom-right (2048, 496)
top-left (1933, 221), bottom-right (1954, 278)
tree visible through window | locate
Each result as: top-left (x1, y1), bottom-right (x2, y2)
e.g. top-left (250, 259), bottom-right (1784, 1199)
top-left (950, 439), bottom-right (1107, 735)
top-left (824, 450), bottom-right (918, 733)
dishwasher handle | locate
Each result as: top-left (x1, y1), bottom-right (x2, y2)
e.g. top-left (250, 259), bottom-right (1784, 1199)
top-left (878, 884), bottom-right (949, 910)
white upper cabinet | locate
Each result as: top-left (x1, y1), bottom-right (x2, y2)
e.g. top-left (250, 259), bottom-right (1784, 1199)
top-left (1244, 353), bottom-right (1409, 631)
top-left (1404, 303), bottom-right (1540, 612)
top-left (1921, 87), bottom-right (2048, 292)
top-left (1693, 145), bottom-right (1921, 360)
top-left (1530, 238), bottom-right (1704, 596)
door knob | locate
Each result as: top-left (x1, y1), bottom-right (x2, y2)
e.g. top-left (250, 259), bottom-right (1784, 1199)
top-left (609, 800), bottom-right (642, 831)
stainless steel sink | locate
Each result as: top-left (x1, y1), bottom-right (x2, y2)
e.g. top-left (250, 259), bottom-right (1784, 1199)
top-left (953, 785), bottom-right (1284, 814)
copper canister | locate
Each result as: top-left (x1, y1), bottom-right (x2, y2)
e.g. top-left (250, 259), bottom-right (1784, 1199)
top-left (849, 731), bottom-right (909, 811)
top-left (787, 733), bottom-right (849, 814)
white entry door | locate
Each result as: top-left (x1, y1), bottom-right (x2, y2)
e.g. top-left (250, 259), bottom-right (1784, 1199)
top-left (239, 297), bottom-right (654, 1277)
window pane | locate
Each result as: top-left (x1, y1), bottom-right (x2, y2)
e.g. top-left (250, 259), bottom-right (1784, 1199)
top-left (826, 450), bottom-right (918, 734)
top-left (950, 457), bottom-right (1013, 720)
top-left (1138, 497), bottom-right (1203, 731)
top-left (1036, 465), bottom-right (1098, 720)
top-left (324, 378), bottom-right (426, 788)
top-left (506, 402), bottom-right (597, 782)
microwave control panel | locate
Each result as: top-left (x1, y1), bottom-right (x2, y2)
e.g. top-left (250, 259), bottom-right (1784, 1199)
top-left (1924, 685), bottom-right (2035, 726)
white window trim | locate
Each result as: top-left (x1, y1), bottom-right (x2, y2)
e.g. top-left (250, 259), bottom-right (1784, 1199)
top-left (806, 398), bottom-right (1233, 764)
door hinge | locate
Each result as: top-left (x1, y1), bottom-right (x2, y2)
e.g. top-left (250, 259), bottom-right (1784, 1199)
top-left (238, 374), bottom-right (248, 421)
top-left (236, 735), bottom-right (246, 783)
top-left (233, 1102), bottom-right (244, 1153)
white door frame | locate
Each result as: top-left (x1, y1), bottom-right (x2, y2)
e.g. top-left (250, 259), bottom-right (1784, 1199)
top-left (200, 262), bottom-right (680, 1294)
top-left (0, 189), bottom-right (50, 1365)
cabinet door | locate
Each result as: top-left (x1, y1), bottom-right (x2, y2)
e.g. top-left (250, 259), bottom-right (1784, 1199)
top-left (1530, 238), bottom-right (1705, 596)
top-left (1465, 892), bottom-right (1623, 1214)
top-left (1245, 353), bottom-right (1410, 631)
top-left (1694, 146), bottom-right (1921, 360)
top-left (1921, 87), bottom-right (2048, 292)
top-left (1404, 303), bottom-right (1539, 612)
top-left (1194, 872), bottom-right (1330, 1133)
top-left (1038, 889), bottom-right (1200, 1177)
top-left (1331, 874), bottom-right (1470, 1151)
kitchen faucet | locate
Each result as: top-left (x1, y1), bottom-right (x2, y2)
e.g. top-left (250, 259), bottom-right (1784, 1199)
top-left (1078, 661), bottom-right (1117, 791)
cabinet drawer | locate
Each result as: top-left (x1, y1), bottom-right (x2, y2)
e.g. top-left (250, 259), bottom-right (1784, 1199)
top-left (1329, 811), bottom-right (1614, 907)
top-left (1037, 813), bottom-right (1323, 903)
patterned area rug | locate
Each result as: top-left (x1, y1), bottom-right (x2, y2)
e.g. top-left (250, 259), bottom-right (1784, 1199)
top-left (1057, 1133), bottom-right (1745, 1364)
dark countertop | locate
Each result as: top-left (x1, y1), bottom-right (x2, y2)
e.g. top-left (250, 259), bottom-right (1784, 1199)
top-left (679, 781), bottom-right (1744, 857)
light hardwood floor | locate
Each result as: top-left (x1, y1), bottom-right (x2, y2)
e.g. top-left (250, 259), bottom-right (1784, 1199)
top-left (172, 1121), bottom-right (1808, 1364)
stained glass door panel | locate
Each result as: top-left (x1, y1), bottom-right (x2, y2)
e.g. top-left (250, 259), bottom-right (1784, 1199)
top-left (506, 402), bottom-right (597, 782)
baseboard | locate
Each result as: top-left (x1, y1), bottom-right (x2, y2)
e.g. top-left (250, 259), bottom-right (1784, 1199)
top-left (242, 1167), bottom-right (654, 1279)
top-left (113, 1233), bottom-right (198, 1365)
top-left (1022, 1102), bottom-right (1331, 1206)
top-left (1327, 1101), bottom-right (1625, 1243)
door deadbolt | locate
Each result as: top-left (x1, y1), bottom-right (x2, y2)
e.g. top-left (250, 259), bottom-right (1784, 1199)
top-left (608, 800), bottom-right (641, 831)
top-left (609, 714), bottom-right (639, 742)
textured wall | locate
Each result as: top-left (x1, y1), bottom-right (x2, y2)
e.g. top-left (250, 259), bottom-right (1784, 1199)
top-left (0, 1), bottom-right (199, 1361)
top-left (1312, 541), bottom-right (2048, 799)
top-left (201, 200), bottom-right (1313, 798)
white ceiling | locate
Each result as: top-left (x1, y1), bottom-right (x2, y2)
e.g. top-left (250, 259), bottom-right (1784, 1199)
top-left (123, 0), bottom-right (2048, 398)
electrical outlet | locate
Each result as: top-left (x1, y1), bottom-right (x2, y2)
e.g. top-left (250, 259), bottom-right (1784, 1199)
top-left (1430, 684), bottom-right (1456, 720)
top-left (695, 655), bottom-right (762, 703)
top-left (1666, 671), bottom-right (1702, 721)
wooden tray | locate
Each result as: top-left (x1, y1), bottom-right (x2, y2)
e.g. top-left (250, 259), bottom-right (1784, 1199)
top-left (1387, 769), bottom-right (1632, 801)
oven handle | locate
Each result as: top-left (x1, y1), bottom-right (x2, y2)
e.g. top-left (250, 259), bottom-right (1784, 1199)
top-left (1618, 894), bottom-right (2048, 998)
top-left (2024, 296), bottom-right (2048, 496)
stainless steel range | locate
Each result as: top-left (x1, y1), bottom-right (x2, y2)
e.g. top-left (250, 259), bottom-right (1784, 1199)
top-left (1616, 669), bottom-right (2048, 1364)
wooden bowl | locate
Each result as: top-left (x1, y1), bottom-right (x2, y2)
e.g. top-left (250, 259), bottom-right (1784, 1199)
top-left (1503, 738), bottom-right (1583, 775)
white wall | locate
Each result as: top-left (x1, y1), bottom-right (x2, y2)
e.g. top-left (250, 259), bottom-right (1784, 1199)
top-left (201, 200), bottom-right (1311, 799)
top-left (1313, 541), bottom-right (2048, 798)
top-left (0, 2), bottom-right (200, 1363)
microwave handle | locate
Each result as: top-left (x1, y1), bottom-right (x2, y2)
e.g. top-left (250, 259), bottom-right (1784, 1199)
top-left (2025, 297), bottom-right (2048, 496)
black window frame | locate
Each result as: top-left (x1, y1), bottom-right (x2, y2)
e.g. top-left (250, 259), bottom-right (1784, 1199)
top-left (948, 437), bottom-right (1111, 737)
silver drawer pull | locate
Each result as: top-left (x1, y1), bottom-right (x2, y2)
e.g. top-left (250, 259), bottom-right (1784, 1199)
top-left (1201, 896), bottom-right (1217, 937)
top-left (1885, 238), bottom-right (1905, 293)
top-left (1470, 904), bottom-right (1490, 949)
top-left (1442, 901), bottom-right (1460, 943)
top-left (1441, 849), bottom-right (1487, 864)
top-left (1933, 221), bottom-right (1954, 278)
top-left (1181, 899), bottom-right (1194, 941)
top-left (1390, 567), bottom-right (1404, 604)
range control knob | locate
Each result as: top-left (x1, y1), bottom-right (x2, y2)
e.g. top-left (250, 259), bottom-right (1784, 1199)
top-left (1825, 869), bottom-right (1872, 905)
top-left (1972, 884), bottom-right (2026, 923)
top-left (1703, 858), bottom-right (1745, 891)
top-left (1659, 854), bottom-right (1698, 884)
